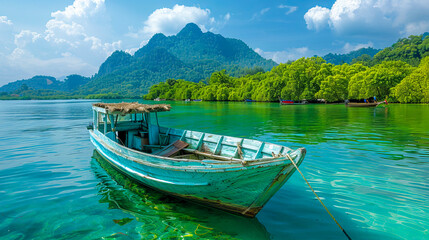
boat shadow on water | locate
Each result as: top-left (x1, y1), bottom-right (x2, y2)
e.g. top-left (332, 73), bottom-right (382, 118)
top-left (91, 150), bottom-right (271, 239)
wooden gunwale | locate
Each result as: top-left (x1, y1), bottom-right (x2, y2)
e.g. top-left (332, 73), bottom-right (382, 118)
top-left (90, 130), bottom-right (297, 172)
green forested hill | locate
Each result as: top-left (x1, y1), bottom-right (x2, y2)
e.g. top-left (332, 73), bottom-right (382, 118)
top-left (323, 47), bottom-right (380, 65)
top-left (372, 33), bottom-right (429, 66)
top-left (0, 75), bottom-right (89, 93)
top-left (78, 23), bottom-right (277, 96)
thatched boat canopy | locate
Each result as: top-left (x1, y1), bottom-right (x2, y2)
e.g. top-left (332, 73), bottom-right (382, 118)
top-left (93, 102), bottom-right (171, 115)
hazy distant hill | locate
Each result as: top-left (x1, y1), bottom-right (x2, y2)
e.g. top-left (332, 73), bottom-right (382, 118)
top-left (0, 75), bottom-right (90, 93)
top-left (323, 47), bottom-right (381, 65)
top-left (77, 23), bottom-right (277, 96)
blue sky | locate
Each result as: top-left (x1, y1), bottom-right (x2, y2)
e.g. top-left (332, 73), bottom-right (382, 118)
top-left (1, 0), bottom-right (429, 86)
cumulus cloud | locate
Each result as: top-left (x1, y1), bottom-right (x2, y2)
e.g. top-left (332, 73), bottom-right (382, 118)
top-left (51, 0), bottom-right (105, 20)
top-left (255, 47), bottom-right (312, 63)
top-left (0, 16), bottom-right (13, 25)
top-left (304, 6), bottom-right (330, 31)
top-left (142, 4), bottom-right (215, 37)
top-left (44, 0), bottom-right (109, 48)
top-left (278, 5), bottom-right (298, 15)
top-left (14, 30), bottom-right (41, 48)
top-left (304, 0), bottom-right (429, 36)
top-left (0, 0), bottom-right (124, 85)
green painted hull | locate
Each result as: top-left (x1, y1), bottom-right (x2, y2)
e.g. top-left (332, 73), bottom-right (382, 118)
top-left (89, 129), bottom-right (305, 217)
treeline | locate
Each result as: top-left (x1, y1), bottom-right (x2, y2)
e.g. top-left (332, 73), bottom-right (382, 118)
top-left (0, 83), bottom-right (139, 100)
top-left (144, 56), bottom-right (429, 103)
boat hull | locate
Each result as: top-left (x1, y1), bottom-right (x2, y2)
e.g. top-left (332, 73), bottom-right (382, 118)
top-left (346, 102), bottom-right (384, 107)
top-left (89, 130), bottom-right (305, 217)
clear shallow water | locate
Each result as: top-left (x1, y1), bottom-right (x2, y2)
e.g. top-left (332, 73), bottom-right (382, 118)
top-left (0, 100), bottom-right (428, 240)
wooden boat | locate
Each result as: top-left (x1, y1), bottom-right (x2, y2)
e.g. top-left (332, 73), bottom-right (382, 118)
top-left (244, 99), bottom-right (256, 102)
top-left (345, 101), bottom-right (385, 107)
top-left (88, 102), bottom-right (306, 217)
top-left (279, 98), bottom-right (308, 105)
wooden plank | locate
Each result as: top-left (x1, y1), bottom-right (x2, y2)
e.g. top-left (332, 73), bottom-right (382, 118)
top-left (233, 139), bottom-right (244, 159)
top-left (214, 136), bottom-right (224, 155)
top-left (154, 140), bottom-right (189, 157)
top-left (196, 133), bottom-right (205, 150)
top-left (184, 149), bottom-right (243, 162)
top-left (254, 142), bottom-right (265, 159)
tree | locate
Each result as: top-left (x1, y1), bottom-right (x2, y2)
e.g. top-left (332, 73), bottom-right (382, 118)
top-left (393, 56), bottom-right (429, 103)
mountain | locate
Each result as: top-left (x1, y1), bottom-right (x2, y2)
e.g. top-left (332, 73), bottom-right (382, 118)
top-left (323, 47), bottom-right (381, 65)
top-left (0, 76), bottom-right (61, 93)
top-left (77, 23), bottom-right (277, 96)
top-left (0, 75), bottom-right (90, 94)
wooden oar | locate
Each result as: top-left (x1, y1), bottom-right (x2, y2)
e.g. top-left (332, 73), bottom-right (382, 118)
top-left (286, 154), bottom-right (352, 240)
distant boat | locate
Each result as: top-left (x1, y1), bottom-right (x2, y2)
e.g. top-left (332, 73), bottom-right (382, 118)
top-left (154, 97), bottom-right (166, 101)
top-left (279, 97), bottom-right (308, 105)
top-left (193, 99), bottom-right (202, 102)
top-left (244, 99), bottom-right (256, 102)
top-left (88, 102), bottom-right (306, 217)
top-left (345, 100), bottom-right (387, 107)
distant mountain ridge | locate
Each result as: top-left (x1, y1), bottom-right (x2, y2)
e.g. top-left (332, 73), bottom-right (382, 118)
top-left (79, 23), bottom-right (277, 96)
top-left (0, 75), bottom-right (89, 93)
top-left (323, 47), bottom-right (381, 65)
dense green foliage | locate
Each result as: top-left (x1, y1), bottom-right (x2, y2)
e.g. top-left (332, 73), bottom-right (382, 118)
top-left (323, 47), bottom-right (380, 65)
top-left (145, 56), bottom-right (429, 103)
top-left (373, 34), bottom-right (429, 66)
top-left (392, 57), bottom-right (429, 103)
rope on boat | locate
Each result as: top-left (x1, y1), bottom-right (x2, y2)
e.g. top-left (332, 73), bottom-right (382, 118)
top-left (285, 153), bottom-right (352, 240)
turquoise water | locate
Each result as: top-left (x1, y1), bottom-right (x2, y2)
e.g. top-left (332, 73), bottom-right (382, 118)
top-left (0, 100), bottom-right (428, 239)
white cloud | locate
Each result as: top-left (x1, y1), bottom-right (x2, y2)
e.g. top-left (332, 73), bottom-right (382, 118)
top-left (1, 48), bottom-right (96, 81)
top-left (0, 16), bottom-right (13, 25)
top-left (278, 5), bottom-right (298, 15)
top-left (45, 0), bottom-right (107, 46)
top-left (304, 6), bottom-right (330, 31)
top-left (260, 8), bottom-right (270, 15)
top-left (305, 0), bottom-right (429, 36)
top-left (51, 0), bottom-right (105, 20)
top-left (142, 4), bottom-right (213, 36)
top-left (251, 8), bottom-right (270, 21)
top-left (343, 42), bottom-right (374, 53)
top-left (403, 21), bottom-right (429, 36)
top-left (255, 47), bottom-right (312, 63)
top-left (129, 4), bottom-right (229, 47)
top-left (14, 30), bottom-right (41, 48)
top-left (0, 0), bottom-right (123, 85)
top-left (250, 8), bottom-right (270, 21)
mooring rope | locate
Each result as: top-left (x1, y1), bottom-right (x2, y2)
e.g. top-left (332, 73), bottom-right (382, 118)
top-left (285, 153), bottom-right (352, 240)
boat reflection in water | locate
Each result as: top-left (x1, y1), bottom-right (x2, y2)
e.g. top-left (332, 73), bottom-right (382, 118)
top-left (91, 150), bottom-right (271, 239)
